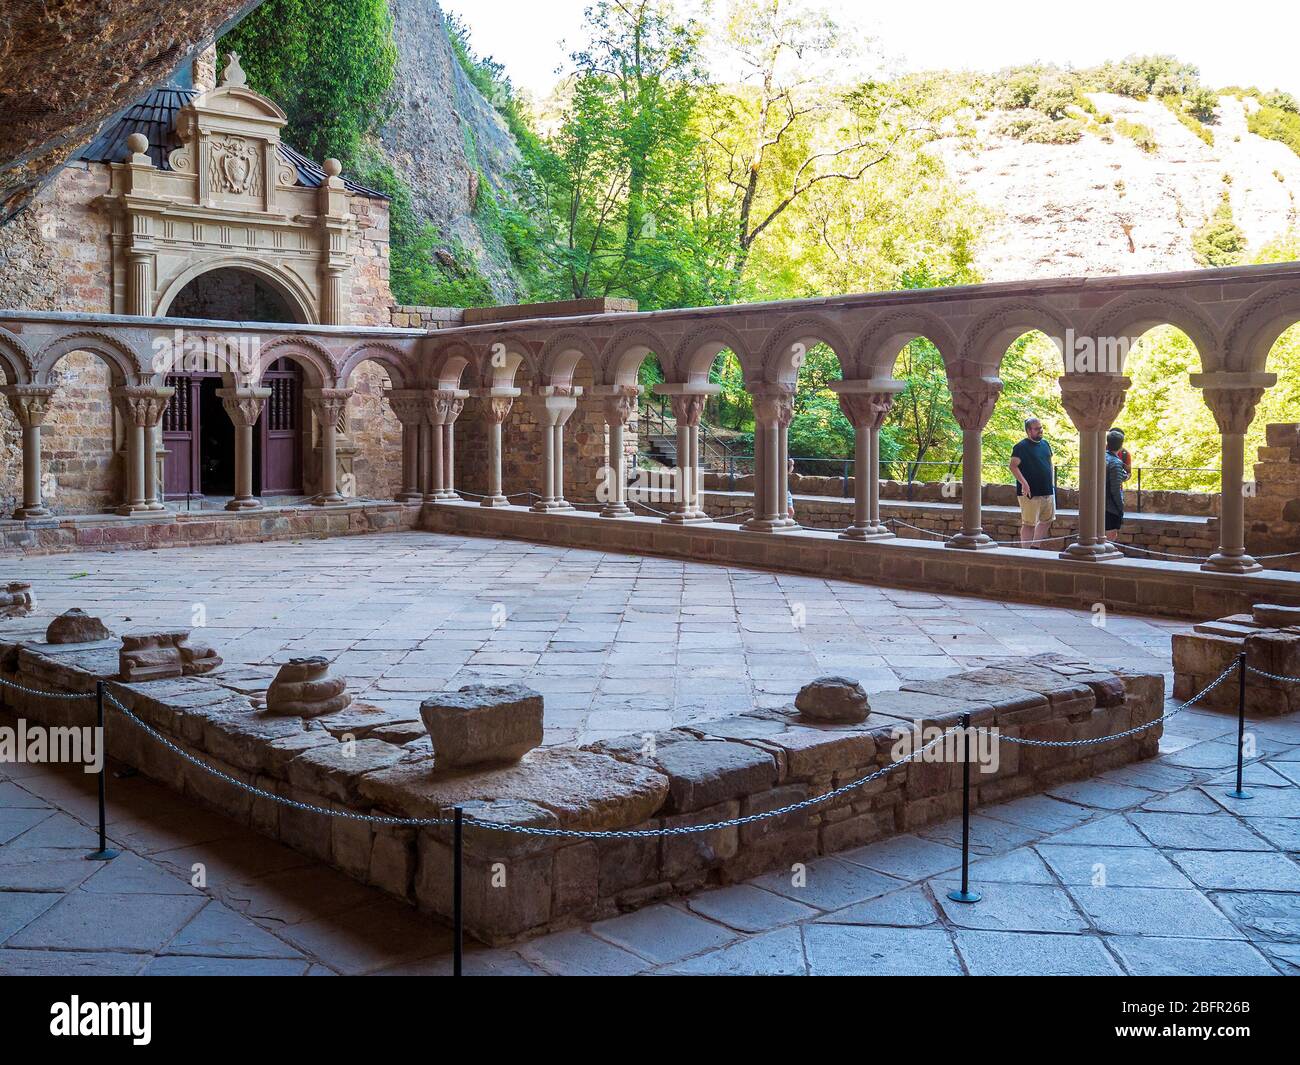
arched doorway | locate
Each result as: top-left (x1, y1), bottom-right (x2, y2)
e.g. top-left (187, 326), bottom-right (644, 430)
top-left (160, 268), bottom-right (306, 502)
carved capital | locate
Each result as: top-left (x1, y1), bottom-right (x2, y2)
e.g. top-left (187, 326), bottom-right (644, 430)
top-left (836, 391), bottom-right (895, 432)
top-left (1, 385), bottom-right (57, 428)
top-left (111, 386), bottom-right (175, 429)
top-left (1058, 374), bottom-right (1130, 433)
top-left (600, 386), bottom-right (640, 427)
top-left (483, 395), bottom-right (515, 424)
top-left (668, 392), bottom-right (707, 428)
top-left (305, 388), bottom-right (353, 426)
top-left (751, 384), bottom-right (795, 427)
top-left (948, 378), bottom-right (1003, 432)
top-left (216, 387), bottom-right (271, 428)
top-left (433, 390), bottom-right (466, 425)
top-left (384, 388), bottom-right (426, 428)
top-left (1202, 388), bottom-right (1266, 436)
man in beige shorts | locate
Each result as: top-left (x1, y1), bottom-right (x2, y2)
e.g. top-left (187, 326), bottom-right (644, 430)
top-left (1009, 417), bottom-right (1056, 547)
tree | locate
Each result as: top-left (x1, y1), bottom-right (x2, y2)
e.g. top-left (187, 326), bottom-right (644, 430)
top-left (701, 0), bottom-right (942, 290)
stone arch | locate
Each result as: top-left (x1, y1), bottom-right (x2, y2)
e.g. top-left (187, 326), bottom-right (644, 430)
top-left (155, 256), bottom-right (319, 325)
top-left (1222, 283), bottom-right (1300, 373)
top-left (0, 327), bottom-right (32, 384)
top-left (758, 315), bottom-right (852, 384)
top-left (540, 330), bottom-right (603, 388)
top-left (427, 339), bottom-right (478, 390)
top-left (1084, 293), bottom-right (1221, 372)
top-left (339, 341), bottom-right (412, 389)
top-left (956, 300), bottom-right (1073, 376)
top-left (33, 331), bottom-right (137, 384)
top-left (672, 322), bottom-right (754, 386)
top-left (479, 333), bottom-right (541, 389)
top-left (254, 335), bottom-right (334, 388)
top-left (602, 326), bottom-right (670, 387)
top-left (852, 310), bottom-right (959, 379)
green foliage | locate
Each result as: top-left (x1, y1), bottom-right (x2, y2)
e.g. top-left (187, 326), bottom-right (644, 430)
top-left (1094, 55), bottom-right (1201, 98)
top-left (1162, 94), bottom-right (1215, 145)
top-left (223, 0), bottom-right (396, 165)
top-left (1115, 118), bottom-right (1159, 153)
top-left (1247, 104), bottom-right (1300, 159)
top-left (1191, 191), bottom-right (1246, 267)
top-left (997, 114), bottom-right (1085, 144)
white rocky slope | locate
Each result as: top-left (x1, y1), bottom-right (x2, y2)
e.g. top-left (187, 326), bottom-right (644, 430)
top-left (935, 93), bottom-right (1300, 281)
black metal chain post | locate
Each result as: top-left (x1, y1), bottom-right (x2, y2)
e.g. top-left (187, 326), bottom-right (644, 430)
top-left (947, 712), bottom-right (981, 904)
top-left (85, 680), bottom-right (119, 861)
top-left (453, 806), bottom-right (464, 976)
top-left (1228, 652), bottom-right (1252, 800)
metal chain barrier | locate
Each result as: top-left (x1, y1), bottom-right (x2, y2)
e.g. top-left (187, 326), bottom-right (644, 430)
top-left (887, 518), bottom-right (1076, 547)
top-left (0, 674), bottom-right (96, 701)
top-left (1247, 664), bottom-right (1300, 684)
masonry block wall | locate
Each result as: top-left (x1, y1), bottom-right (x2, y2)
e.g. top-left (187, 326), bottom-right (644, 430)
top-left (1247, 422), bottom-right (1300, 570)
top-left (346, 360), bottom-right (403, 500)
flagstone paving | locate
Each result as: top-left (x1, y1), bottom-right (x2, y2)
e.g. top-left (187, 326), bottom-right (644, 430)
top-left (8, 532), bottom-right (1183, 747)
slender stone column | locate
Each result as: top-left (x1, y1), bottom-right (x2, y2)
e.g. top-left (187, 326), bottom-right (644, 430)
top-left (1058, 373), bottom-right (1130, 561)
top-left (1192, 371), bottom-right (1277, 573)
top-left (589, 385), bottom-right (639, 517)
top-left (216, 387), bottom-right (270, 511)
top-left (433, 390), bottom-right (469, 499)
top-left (831, 379), bottom-right (905, 540)
top-left (383, 389), bottom-right (426, 502)
top-left (2, 385), bottom-right (57, 519)
top-left (113, 385), bottom-right (175, 514)
top-left (946, 377), bottom-right (1003, 549)
top-left (471, 388), bottom-right (520, 507)
top-left (305, 388), bottom-right (352, 506)
top-left (529, 387), bottom-right (580, 511)
top-left (659, 388), bottom-right (713, 523)
top-left (742, 384), bottom-right (798, 532)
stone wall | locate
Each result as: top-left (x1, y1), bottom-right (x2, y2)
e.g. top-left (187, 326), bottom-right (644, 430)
top-left (0, 633), bottom-right (1163, 945)
top-left (1246, 423), bottom-right (1300, 570)
top-left (43, 351), bottom-right (120, 514)
top-left (345, 360), bottom-right (403, 500)
top-left (348, 196), bottom-right (394, 328)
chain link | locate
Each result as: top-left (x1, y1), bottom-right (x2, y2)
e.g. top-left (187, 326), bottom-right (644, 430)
top-left (1246, 664), bottom-right (1300, 684)
top-left (0, 674), bottom-right (97, 701)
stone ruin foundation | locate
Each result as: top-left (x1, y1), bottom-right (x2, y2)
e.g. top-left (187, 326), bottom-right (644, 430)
top-left (1173, 603), bottom-right (1300, 716)
top-left (0, 622), bottom-right (1165, 945)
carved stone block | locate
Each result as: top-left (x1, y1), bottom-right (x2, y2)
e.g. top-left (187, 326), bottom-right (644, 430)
top-left (265, 657), bottom-right (352, 717)
top-left (46, 608), bottom-right (113, 645)
top-left (120, 631), bottom-right (221, 682)
top-left (0, 582), bottom-right (35, 618)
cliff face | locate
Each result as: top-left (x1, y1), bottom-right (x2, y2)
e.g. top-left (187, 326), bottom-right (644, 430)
top-left (379, 0), bottom-right (524, 302)
top-left (937, 93), bottom-right (1300, 282)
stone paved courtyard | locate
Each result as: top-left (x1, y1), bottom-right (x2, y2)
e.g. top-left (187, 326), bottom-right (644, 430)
top-left (7, 531), bottom-right (1185, 746)
top-left (0, 530), bottom-right (1296, 974)
top-left (1, 689), bottom-right (1297, 975)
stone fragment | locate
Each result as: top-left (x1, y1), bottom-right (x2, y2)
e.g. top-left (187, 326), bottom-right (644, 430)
top-left (1252, 603), bottom-right (1300, 628)
top-left (648, 739), bottom-right (777, 813)
top-left (265, 656), bottom-right (351, 717)
top-left (420, 683), bottom-right (543, 773)
top-left (0, 582), bottom-right (35, 618)
top-left (45, 608), bottom-right (112, 644)
top-left (119, 631), bottom-right (221, 681)
top-left (795, 676), bottom-right (871, 723)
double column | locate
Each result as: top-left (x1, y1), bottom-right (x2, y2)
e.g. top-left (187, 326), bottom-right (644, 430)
top-left (654, 383), bottom-right (718, 523)
top-left (946, 376), bottom-right (1004, 549)
top-left (214, 386), bottom-right (270, 511)
top-left (114, 385), bottom-right (175, 515)
top-left (743, 384), bottom-right (798, 532)
top-left (1059, 373), bottom-right (1129, 561)
top-left (2, 385), bottom-right (57, 519)
top-left (383, 389), bottom-right (426, 502)
top-left (305, 388), bottom-right (353, 507)
top-left (425, 389), bottom-right (468, 501)
top-left (472, 387), bottom-right (521, 507)
top-left (590, 385), bottom-right (639, 517)
top-left (831, 379), bottom-right (904, 540)
top-left (1192, 371), bottom-right (1276, 573)
top-left (530, 386), bottom-right (580, 511)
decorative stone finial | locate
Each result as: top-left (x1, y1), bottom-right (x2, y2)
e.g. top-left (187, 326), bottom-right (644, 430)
top-left (322, 158), bottom-right (342, 179)
top-left (221, 51), bottom-right (247, 88)
top-left (126, 133), bottom-right (149, 156)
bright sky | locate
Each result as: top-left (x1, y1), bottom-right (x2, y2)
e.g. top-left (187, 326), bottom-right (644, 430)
top-left (442, 0), bottom-right (1300, 100)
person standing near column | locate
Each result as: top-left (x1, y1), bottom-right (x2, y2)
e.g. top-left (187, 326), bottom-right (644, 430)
top-left (1104, 429), bottom-right (1129, 540)
top-left (1010, 417), bottom-right (1055, 548)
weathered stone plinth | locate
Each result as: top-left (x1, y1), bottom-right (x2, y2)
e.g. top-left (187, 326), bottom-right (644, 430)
top-left (46, 608), bottom-right (112, 644)
top-left (119, 631), bottom-right (221, 681)
top-left (265, 657), bottom-right (351, 717)
top-left (1173, 602), bottom-right (1300, 716)
top-left (420, 684), bottom-right (544, 773)
top-left (795, 676), bottom-right (871, 723)
top-left (0, 582), bottom-right (35, 618)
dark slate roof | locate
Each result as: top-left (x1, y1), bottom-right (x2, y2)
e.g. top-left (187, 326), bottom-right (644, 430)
top-left (78, 86), bottom-right (389, 200)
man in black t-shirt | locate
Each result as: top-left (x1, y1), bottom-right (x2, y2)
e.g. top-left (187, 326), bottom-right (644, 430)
top-left (1009, 417), bottom-right (1055, 548)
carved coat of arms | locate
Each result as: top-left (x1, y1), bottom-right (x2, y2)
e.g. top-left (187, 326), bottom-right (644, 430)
top-left (210, 136), bottom-right (262, 196)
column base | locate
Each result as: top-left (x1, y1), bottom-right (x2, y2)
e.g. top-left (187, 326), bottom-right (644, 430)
top-left (115, 503), bottom-right (151, 517)
top-left (531, 499), bottom-right (574, 513)
top-left (945, 531), bottom-right (997, 550)
top-left (1059, 540), bottom-right (1123, 562)
top-left (480, 495), bottom-right (512, 508)
top-left (225, 497), bottom-right (262, 512)
top-left (13, 506), bottom-right (51, 520)
top-left (741, 516), bottom-right (801, 532)
top-left (311, 494), bottom-right (347, 508)
top-left (662, 509), bottom-right (710, 524)
top-left (1201, 551), bottom-right (1264, 574)
top-left (600, 503), bottom-right (633, 518)
top-left (839, 524), bottom-right (893, 541)
top-left (395, 491), bottom-right (423, 503)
